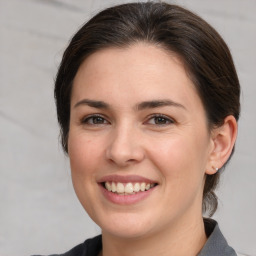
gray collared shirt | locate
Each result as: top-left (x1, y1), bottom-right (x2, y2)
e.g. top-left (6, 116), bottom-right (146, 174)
top-left (33, 218), bottom-right (241, 256)
top-left (198, 218), bottom-right (237, 256)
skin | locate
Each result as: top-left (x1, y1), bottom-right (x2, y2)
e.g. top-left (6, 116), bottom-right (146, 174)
top-left (68, 43), bottom-right (237, 256)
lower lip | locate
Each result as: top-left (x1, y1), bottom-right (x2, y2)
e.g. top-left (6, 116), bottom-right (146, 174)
top-left (99, 184), bottom-right (157, 205)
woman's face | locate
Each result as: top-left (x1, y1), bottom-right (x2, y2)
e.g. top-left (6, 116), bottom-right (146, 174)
top-left (68, 43), bottom-right (215, 239)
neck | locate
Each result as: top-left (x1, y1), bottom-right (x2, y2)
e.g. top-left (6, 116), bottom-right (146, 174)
top-left (101, 216), bottom-right (207, 256)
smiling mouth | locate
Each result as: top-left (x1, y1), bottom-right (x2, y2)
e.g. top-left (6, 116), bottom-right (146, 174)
top-left (102, 181), bottom-right (158, 195)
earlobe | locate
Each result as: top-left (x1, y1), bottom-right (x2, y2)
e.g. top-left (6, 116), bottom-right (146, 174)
top-left (206, 115), bottom-right (237, 175)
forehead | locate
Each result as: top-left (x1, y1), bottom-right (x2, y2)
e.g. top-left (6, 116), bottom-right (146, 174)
top-left (72, 43), bottom-right (202, 111)
top-left (76, 43), bottom-right (184, 79)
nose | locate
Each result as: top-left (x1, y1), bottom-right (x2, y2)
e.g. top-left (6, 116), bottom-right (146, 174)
top-left (105, 125), bottom-right (145, 167)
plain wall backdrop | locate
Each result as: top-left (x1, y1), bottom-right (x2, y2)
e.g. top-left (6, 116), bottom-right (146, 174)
top-left (0, 0), bottom-right (255, 255)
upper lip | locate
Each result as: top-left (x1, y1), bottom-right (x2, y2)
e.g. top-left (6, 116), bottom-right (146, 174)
top-left (97, 175), bottom-right (158, 184)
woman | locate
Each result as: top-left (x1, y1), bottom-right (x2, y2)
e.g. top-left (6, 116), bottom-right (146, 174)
top-left (42, 2), bottom-right (242, 255)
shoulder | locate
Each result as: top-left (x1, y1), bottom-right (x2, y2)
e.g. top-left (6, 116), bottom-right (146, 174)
top-left (200, 219), bottom-right (249, 256)
top-left (32, 235), bottom-right (102, 256)
top-left (199, 218), bottom-right (236, 256)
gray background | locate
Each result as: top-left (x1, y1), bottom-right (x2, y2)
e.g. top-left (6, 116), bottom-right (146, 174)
top-left (0, 0), bottom-right (255, 255)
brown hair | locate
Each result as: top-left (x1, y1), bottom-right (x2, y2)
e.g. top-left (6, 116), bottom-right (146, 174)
top-left (54, 2), bottom-right (240, 216)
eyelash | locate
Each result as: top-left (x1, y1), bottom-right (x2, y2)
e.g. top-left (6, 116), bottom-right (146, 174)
top-left (81, 114), bottom-right (110, 125)
top-left (80, 114), bottom-right (175, 126)
top-left (145, 114), bottom-right (175, 126)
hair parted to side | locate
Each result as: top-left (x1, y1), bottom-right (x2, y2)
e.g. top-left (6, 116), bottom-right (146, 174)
top-left (54, 1), bottom-right (240, 216)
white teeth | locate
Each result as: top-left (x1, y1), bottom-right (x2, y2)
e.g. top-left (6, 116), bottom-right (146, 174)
top-left (140, 182), bottom-right (146, 191)
top-left (105, 181), bottom-right (111, 191)
top-left (134, 183), bottom-right (140, 192)
top-left (111, 182), bottom-right (116, 192)
top-left (117, 183), bottom-right (125, 193)
top-left (104, 181), bottom-right (155, 194)
top-left (125, 183), bottom-right (133, 194)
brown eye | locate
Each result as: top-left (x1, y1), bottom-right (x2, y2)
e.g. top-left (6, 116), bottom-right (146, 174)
top-left (154, 117), bottom-right (169, 124)
top-left (82, 115), bottom-right (109, 125)
top-left (91, 116), bottom-right (105, 124)
top-left (147, 115), bottom-right (174, 126)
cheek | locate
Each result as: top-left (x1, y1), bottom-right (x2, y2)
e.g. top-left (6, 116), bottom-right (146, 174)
top-left (68, 133), bottom-right (103, 178)
top-left (148, 132), bottom-right (209, 186)
top-left (68, 133), bottom-right (105, 215)
top-left (148, 135), bottom-right (209, 217)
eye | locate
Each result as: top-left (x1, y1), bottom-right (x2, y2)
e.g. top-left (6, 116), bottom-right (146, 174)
top-left (81, 115), bottom-right (109, 125)
top-left (146, 114), bottom-right (174, 126)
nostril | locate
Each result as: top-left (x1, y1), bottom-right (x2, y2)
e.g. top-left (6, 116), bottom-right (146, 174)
top-left (105, 137), bottom-right (145, 166)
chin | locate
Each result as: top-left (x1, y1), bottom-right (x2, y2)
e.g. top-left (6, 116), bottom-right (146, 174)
top-left (96, 212), bottom-right (155, 239)
top-left (102, 225), bottom-right (152, 240)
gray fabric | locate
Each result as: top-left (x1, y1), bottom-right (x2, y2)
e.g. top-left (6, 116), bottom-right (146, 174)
top-left (198, 219), bottom-right (237, 256)
top-left (33, 219), bottom-right (238, 256)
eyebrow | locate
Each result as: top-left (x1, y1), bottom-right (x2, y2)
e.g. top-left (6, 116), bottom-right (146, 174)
top-left (73, 98), bottom-right (186, 111)
top-left (136, 100), bottom-right (186, 111)
top-left (74, 99), bottom-right (110, 109)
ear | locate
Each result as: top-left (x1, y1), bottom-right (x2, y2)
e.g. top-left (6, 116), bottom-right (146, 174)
top-left (206, 115), bottom-right (238, 175)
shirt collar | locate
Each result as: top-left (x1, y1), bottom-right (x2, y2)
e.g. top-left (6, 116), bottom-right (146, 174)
top-left (197, 218), bottom-right (237, 256)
